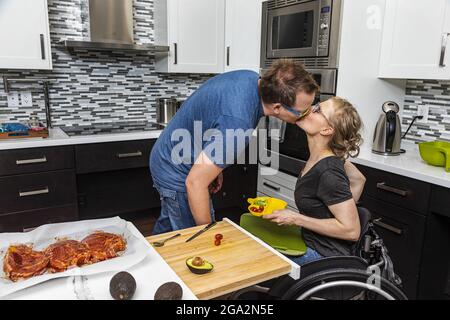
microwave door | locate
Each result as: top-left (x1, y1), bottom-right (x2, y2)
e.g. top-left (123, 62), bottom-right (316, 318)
top-left (267, 1), bottom-right (320, 59)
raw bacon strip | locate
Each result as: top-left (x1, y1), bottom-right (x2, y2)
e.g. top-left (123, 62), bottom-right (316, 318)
top-left (44, 240), bottom-right (91, 273)
top-left (81, 232), bottom-right (126, 263)
top-left (3, 245), bottom-right (49, 282)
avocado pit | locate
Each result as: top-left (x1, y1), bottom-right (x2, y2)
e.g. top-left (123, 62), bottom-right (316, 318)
top-left (186, 256), bottom-right (214, 274)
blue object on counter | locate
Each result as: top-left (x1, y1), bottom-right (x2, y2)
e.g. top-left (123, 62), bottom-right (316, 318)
top-left (1, 123), bottom-right (30, 133)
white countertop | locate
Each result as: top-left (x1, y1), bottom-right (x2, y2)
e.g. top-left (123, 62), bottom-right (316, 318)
top-left (351, 141), bottom-right (450, 189)
top-left (1, 127), bottom-right (449, 188)
top-left (0, 127), bottom-right (163, 150)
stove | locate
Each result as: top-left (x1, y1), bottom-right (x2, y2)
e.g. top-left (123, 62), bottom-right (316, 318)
top-left (60, 122), bottom-right (165, 137)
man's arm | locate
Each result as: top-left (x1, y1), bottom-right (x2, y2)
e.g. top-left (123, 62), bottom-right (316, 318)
top-left (185, 152), bottom-right (223, 225)
top-left (344, 160), bottom-right (366, 203)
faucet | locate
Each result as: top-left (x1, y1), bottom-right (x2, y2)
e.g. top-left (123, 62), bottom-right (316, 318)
top-left (2, 76), bottom-right (53, 128)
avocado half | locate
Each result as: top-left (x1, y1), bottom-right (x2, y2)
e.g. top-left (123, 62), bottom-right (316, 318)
top-left (186, 257), bottom-right (214, 274)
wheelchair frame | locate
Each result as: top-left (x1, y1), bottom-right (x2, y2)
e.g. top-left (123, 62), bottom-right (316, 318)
top-left (230, 216), bottom-right (407, 300)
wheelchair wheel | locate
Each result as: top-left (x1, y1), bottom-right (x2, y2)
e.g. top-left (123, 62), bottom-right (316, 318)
top-left (282, 268), bottom-right (407, 300)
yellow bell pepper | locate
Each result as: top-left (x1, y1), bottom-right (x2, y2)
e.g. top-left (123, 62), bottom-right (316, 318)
top-left (247, 197), bottom-right (287, 217)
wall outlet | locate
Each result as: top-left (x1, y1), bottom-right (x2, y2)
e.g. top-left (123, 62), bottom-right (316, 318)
top-left (20, 92), bottom-right (33, 107)
top-left (7, 93), bottom-right (20, 107)
top-left (417, 105), bottom-right (430, 124)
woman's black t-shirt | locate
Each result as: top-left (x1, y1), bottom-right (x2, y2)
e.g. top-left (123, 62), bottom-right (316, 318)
top-left (295, 156), bottom-right (355, 257)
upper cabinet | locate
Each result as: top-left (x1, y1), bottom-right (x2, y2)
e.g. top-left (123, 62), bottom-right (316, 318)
top-left (379, 0), bottom-right (450, 80)
top-left (0, 0), bottom-right (52, 70)
top-left (155, 0), bottom-right (262, 74)
top-left (155, 0), bottom-right (225, 74)
top-left (224, 0), bottom-right (262, 73)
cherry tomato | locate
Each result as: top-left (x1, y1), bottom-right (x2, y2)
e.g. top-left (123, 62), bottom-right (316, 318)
top-left (214, 239), bottom-right (221, 246)
top-left (215, 234), bottom-right (223, 240)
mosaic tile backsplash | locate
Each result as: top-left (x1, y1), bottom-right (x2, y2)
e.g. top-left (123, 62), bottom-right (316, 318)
top-left (402, 80), bottom-right (450, 143)
top-left (0, 0), bottom-right (212, 127)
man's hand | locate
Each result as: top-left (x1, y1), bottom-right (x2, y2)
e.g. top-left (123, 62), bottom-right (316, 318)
top-left (263, 209), bottom-right (301, 226)
top-left (209, 172), bottom-right (223, 194)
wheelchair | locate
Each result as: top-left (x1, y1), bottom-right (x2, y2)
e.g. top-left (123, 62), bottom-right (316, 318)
top-left (231, 207), bottom-right (408, 300)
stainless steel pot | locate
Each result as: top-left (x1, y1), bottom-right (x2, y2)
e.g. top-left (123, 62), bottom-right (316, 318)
top-left (156, 98), bottom-right (178, 125)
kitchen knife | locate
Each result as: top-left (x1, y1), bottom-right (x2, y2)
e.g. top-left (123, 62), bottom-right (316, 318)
top-left (185, 221), bottom-right (217, 242)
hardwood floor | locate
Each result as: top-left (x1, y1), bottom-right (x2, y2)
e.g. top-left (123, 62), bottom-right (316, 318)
top-left (120, 206), bottom-right (246, 237)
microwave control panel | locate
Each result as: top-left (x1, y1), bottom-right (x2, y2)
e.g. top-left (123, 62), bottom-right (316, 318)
top-left (318, 5), bottom-right (331, 56)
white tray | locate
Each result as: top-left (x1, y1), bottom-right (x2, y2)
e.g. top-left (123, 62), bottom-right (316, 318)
top-left (0, 217), bottom-right (148, 298)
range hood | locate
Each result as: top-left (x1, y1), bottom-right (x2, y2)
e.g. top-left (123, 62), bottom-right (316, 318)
top-left (61, 0), bottom-right (168, 53)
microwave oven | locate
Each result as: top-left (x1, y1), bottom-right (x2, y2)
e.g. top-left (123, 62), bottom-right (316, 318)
top-left (261, 0), bottom-right (342, 69)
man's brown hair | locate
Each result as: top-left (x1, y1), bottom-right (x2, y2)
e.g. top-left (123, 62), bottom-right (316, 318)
top-left (260, 59), bottom-right (319, 106)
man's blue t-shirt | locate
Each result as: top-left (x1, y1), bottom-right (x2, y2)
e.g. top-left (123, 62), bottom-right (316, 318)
top-left (150, 70), bottom-right (264, 192)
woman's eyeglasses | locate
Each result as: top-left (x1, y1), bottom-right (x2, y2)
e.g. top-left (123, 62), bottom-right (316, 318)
top-left (312, 103), bottom-right (333, 128)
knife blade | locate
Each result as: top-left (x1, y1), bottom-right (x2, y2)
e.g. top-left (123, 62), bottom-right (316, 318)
top-left (185, 221), bottom-right (217, 242)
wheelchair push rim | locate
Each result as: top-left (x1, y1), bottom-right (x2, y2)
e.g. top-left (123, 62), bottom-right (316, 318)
top-left (282, 268), bottom-right (408, 300)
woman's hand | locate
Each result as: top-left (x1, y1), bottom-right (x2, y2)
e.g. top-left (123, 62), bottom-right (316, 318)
top-left (263, 209), bottom-right (301, 226)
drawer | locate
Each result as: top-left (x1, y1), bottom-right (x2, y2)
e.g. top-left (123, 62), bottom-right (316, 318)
top-left (75, 139), bottom-right (155, 174)
top-left (429, 186), bottom-right (450, 218)
top-left (0, 146), bottom-right (74, 176)
top-left (0, 170), bottom-right (77, 215)
top-left (257, 166), bottom-right (298, 209)
top-left (0, 205), bottom-right (78, 233)
top-left (357, 164), bottom-right (431, 215)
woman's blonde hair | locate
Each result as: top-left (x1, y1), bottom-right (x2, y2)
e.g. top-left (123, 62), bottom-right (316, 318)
top-left (328, 97), bottom-right (363, 159)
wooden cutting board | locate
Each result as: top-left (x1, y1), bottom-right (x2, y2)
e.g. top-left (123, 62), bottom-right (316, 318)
top-left (146, 219), bottom-right (292, 300)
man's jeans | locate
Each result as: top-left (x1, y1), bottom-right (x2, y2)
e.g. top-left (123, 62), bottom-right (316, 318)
top-left (152, 183), bottom-right (216, 235)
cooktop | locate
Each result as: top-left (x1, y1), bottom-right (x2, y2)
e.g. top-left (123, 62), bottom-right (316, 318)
top-left (60, 122), bottom-right (165, 137)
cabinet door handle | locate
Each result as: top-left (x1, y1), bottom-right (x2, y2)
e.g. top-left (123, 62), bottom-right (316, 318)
top-left (373, 218), bottom-right (403, 235)
top-left (19, 187), bottom-right (49, 198)
top-left (23, 226), bottom-right (37, 233)
top-left (40, 34), bottom-right (46, 60)
top-left (439, 33), bottom-right (449, 67)
top-left (174, 43), bottom-right (178, 65)
top-left (226, 46), bottom-right (230, 66)
top-left (16, 156), bottom-right (47, 165)
top-left (263, 182), bottom-right (281, 192)
top-left (117, 151), bottom-right (143, 159)
top-left (376, 182), bottom-right (408, 197)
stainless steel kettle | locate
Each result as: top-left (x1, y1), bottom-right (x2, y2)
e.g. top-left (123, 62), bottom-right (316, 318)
top-left (372, 101), bottom-right (403, 156)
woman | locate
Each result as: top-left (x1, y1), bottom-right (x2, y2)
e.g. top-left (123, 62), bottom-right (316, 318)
top-left (264, 97), bottom-right (364, 265)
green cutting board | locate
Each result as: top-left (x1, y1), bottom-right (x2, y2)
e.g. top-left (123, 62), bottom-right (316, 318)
top-left (240, 213), bottom-right (307, 257)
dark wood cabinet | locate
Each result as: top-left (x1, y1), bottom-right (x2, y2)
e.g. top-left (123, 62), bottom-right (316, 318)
top-left (418, 186), bottom-right (450, 300)
top-left (0, 146), bottom-right (74, 176)
top-left (0, 140), bottom-right (159, 232)
top-left (357, 165), bottom-right (431, 214)
top-left (0, 145), bottom-right (78, 233)
top-left (359, 195), bottom-right (426, 299)
top-left (77, 168), bottom-right (160, 220)
top-left (75, 139), bottom-right (160, 220)
top-left (356, 164), bottom-right (430, 299)
top-left (0, 170), bottom-right (77, 215)
top-left (212, 165), bottom-right (258, 209)
top-left (0, 205), bottom-right (78, 233)
top-left (75, 139), bottom-right (155, 174)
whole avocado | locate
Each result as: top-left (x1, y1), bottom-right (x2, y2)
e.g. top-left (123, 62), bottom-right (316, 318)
top-left (154, 282), bottom-right (183, 300)
top-left (110, 271), bottom-right (137, 300)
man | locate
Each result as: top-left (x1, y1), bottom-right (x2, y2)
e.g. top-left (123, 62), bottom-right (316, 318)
top-left (150, 59), bottom-right (365, 234)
